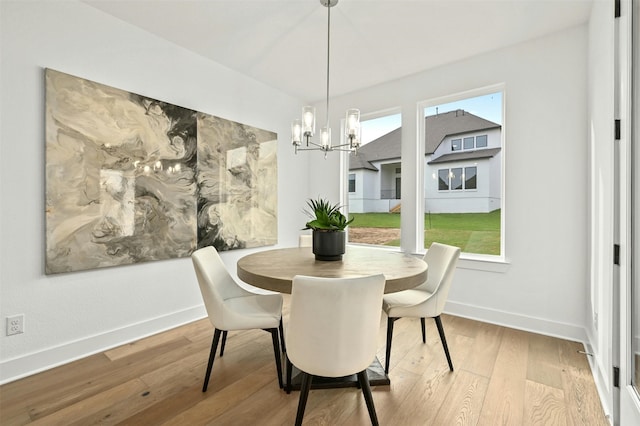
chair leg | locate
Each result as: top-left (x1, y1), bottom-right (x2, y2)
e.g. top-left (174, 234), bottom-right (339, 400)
top-left (295, 372), bottom-right (313, 426)
top-left (202, 329), bottom-right (222, 392)
top-left (219, 330), bottom-right (228, 357)
top-left (279, 318), bottom-right (286, 353)
top-left (269, 328), bottom-right (284, 389)
top-left (286, 355), bottom-right (293, 394)
top-left (434, 316), bottom-right (454, 371)
top-left (357, 370), bottom-right (379, 426)
top-left (420, 317), bottom-right (426, 343)
top-left (385, 317), bottom-right (396, 374)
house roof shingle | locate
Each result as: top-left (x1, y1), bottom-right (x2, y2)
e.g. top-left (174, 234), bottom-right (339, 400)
top-left (424, 109), bottom-right (500, 154)
top-left (349, 153), bottom-right (378, 171)
top-left (348, 109), bottom-right (501, 170)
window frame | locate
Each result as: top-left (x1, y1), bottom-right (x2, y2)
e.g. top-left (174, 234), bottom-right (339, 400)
top-left (418, 83), bottom-right (506, 261)
top-left (348, 173), bottom-right (356, 193)
top-left (437, 166), bottom-right (479, 192)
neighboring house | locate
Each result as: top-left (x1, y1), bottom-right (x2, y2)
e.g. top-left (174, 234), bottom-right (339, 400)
top-left (349, 109), bottom-right (502, 214)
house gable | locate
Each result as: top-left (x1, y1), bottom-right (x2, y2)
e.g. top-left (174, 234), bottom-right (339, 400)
top-left (425, 110), bottom-right (501, 155)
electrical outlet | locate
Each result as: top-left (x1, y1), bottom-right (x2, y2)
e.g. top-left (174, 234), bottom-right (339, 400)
top-left (6, 315), bottom-right (24, 336)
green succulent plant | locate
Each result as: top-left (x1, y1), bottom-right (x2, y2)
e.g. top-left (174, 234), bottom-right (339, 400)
top-left (303, 198), bottom-right (354, 231)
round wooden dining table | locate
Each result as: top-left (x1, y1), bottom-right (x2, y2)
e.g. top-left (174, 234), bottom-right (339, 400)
top-left (237, 245), bottom-right (428, 294)
top-left (237, 245), bottom-right (428, 390)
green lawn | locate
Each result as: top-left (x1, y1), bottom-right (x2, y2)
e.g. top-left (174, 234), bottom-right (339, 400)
top-left (349, 210), bottom-right (501, 255)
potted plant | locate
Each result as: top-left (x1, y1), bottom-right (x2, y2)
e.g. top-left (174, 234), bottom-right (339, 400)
top-left (303, 198), bottom-right (354, 261)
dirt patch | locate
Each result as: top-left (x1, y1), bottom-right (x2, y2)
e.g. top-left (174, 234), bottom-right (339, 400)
top-left (349, 227), bottom-right (401, 245)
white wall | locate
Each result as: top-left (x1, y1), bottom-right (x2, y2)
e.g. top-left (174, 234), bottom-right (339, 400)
top-left (0, 0), bottom-right (308, 384)
top-left (314, 25), bottom-right (590, 340)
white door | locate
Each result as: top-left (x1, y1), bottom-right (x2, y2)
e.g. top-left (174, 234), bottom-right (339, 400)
top-left (618, 1), bottom-right (640, 424)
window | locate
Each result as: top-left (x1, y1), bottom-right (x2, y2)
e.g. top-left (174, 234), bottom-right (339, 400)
top-left (423, 88), bottom-right (503, 257)
top-left (453, 134), bottom-right (488, 151)
top-left (465, 166), bottom-right (477, 189)
top-left (438, 166), bottom-right (476, 191)
top-left (463, 137), bottom-right (474, 150)
top-left (451, 168), bottom-right (463, 190)
top-left (438, 169), bottom-right (449, 190)
top-left (347, 111), bottom-right (402, 247)
top-left (348, 174), bottom-right (356, 192)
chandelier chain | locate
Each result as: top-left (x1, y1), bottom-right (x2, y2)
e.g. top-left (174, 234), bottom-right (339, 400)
top-left (325, 3), bottom-right (331, 128)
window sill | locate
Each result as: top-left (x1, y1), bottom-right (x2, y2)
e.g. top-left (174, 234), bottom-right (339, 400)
top-left (456, 254), bottom-right (510, 273)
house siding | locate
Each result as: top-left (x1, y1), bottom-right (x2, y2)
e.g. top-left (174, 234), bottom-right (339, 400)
top-left (425, 127), bottom-right (502, 213)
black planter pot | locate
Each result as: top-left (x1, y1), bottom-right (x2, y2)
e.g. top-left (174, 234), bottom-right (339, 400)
top-left (312, 230), bottom-right (345, 261)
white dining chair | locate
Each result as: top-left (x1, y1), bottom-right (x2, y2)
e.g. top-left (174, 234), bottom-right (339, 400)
top-left (382, 242), bottom-right (460, 374)
top-left (298, 234), bottom-right (312, 247)
top-left (191, 246), bottom-right (284, 392)
top-left (285, 273), bottom-right (386, 426)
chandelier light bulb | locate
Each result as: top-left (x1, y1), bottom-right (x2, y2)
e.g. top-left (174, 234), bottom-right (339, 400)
top-left (302, 106), bottom-right (316, 136)
top-left (346, 109), bottom-right (360, 136)
top-left (291, 119), bottom-right (302, 146)
top-left (321, 127), bottom-right (331, 149)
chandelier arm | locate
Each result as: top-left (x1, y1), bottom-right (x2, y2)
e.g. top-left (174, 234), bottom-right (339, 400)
top-left (307, 141), bottom-right (327, 149)
top-left (296, 147), bottom-right (326, 152)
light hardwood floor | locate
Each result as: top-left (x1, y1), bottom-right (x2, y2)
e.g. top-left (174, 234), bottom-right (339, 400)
top-left (0, 297), bottom-right (609, 425)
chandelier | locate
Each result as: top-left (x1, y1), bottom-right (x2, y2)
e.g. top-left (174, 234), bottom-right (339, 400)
top-left (291, 0), bottom-right (361, 156)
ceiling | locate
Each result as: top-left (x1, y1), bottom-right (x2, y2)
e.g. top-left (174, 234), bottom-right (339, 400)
top-left (84, 0), bottom-right (595, 103)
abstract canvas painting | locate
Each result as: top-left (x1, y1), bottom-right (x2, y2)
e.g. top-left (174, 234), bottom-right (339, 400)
top-left (45, 69), bottom-right (277, 274)
top-left (197, 114), bottom-right (277, 250)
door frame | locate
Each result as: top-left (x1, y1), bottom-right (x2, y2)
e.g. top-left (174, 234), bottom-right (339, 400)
top-left (618, 0), bottom-right (640, 424)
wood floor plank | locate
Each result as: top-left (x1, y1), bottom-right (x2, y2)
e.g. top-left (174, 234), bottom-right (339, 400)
top-left (24, 336), bottom-right (193, 421)
top-left (431, 369), bottom-right (490, 425)
top-left (159, 363), bottom-right (278, 425)
top-left (477, 376), bottom-right (525, 425)
top-left (28, 378), bottom-right (148, 426)
top-left (527, 333), bottom-right (564, 389)
top-left (0, 352), bottom-right (110, 407)
top-left (560, 367), bottom-right (610, 426)
top-left (491, 327), bottom-right (529, 379)
top-left (116, 386), bottom-right (208, 426)
top-left (105, 323), bottom-right (196, 361)
top-left (380, 363), bottom-right (457, 425)
top-left (462, 321), bottom-right (504, 378)
top-left (0, 311), bottom-right (608, 426)
top-left (523, 380), bottom-right (569, 426)
top-left (380, 316), bottom-right (423, 373)
top-left (443, 314), bottom-right (481, 338)
top-left (365, 366), bottom-right (421, 425)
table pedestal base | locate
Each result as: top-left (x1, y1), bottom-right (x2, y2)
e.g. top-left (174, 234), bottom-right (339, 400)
top-left (286, 357), bottom-right (389, 391)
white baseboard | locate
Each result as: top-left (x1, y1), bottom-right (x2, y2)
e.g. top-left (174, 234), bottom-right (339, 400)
top-left (0, 305), bottom-right (207, 385)
top-left (445, 300), bottom-right (588, 342)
